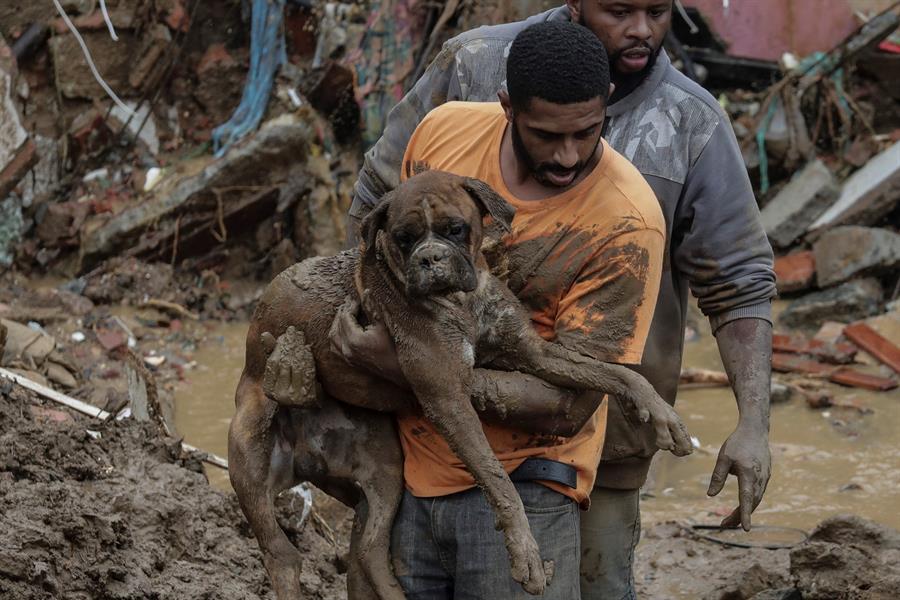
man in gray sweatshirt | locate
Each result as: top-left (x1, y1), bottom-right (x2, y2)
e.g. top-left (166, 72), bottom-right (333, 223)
top-left (340, 1), bottom-right (776, 597)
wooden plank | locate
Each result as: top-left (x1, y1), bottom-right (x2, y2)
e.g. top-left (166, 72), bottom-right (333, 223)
top-left (844, 322), bottom-right (900, 374)
top-left (830, 368), bottom-right (898, 392)
top-left (0, 366), bottom-right (111, 420)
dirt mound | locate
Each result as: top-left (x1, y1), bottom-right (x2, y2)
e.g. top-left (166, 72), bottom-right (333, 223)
top-left (0, 384), bottom-right (346, 599)
top-left (791, 515), bottom-right (900, 600)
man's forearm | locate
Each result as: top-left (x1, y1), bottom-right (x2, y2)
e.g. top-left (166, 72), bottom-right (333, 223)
top-left (715, 318), bottom-right (772, 429)
top-left (472, 368), bottom-right (600, 436)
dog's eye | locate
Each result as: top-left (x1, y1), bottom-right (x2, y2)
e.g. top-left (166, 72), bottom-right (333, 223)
top-left (446, 223), bottom-right (467, 240)
top-left (393, 231), bottom-right (414, 250)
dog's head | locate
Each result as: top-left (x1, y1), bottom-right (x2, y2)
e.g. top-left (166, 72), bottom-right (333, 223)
top-left (360, 171), bottom-right (515, 299)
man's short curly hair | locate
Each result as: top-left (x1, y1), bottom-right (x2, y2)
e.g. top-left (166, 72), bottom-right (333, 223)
top-left (506, 21), bottom-right (611, 111)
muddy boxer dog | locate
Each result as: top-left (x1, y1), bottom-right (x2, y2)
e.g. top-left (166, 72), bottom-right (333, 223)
top-left (229, 170), bottom-right (692, 600)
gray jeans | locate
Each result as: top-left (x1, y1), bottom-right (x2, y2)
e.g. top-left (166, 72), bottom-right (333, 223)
top-left (580, 487), bottom-right (641, 600)
top-left (390, 482), bottom-right (581, 599)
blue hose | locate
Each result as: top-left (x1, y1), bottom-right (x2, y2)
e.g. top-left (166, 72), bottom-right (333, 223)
top-left (212, 0), bottom-right (286, 157)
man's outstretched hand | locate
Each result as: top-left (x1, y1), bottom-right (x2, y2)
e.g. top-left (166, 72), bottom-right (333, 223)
top-left (707, 421), bottom-right (771, 531)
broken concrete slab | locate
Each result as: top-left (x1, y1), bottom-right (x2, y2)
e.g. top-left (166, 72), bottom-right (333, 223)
top-left (813, 226), bottom-right (900, 287)
top-left (808, 140), bottom-right (900, 232)
top-left (775, 251), bottom-right (816, 294)
top-left (761, 159), bottom-right (838, 248)
top-left (80, 113), bottom-right (315, 268)
top-left (779, 278), bottom-right (883, 330)
top-left (48, 29), bottom-right (136, 100)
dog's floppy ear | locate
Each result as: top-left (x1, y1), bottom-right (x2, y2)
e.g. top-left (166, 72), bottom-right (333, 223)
top-left (360, 194), bottom-right (392, 254)
top-left (461, 177), bottom-right (515, 233)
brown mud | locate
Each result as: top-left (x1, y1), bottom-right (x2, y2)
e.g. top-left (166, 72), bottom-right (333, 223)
top-left (0, 380), bottom-right (345, 600)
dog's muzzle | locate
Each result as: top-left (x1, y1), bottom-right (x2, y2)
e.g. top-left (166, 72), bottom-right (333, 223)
top-left (406, 240), bottom-right (477, 297)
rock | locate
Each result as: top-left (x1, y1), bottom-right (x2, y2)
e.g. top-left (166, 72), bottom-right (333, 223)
top-left (779, 279), bottom-right (883, 330)
top-left (791, 516), bottom-right (900, 600)
top-left (809, 141), bottom-right (900, 232)
top-left (0, 319), bottom-right (56, 368)
top-left (774, 251), bottom-right (817, 294)
top-left (761, 160), bottom-right (838, 248)
top-left (771, 381), bottom-right (792, 403)
top-left (45, 362), bottom-right (77, 389)
top-left (48, 30), bottom-right (136, 100)
top-left (813, 226), bottom-right (900, 287)
top-left (35, 200), bottom-right (90, 246)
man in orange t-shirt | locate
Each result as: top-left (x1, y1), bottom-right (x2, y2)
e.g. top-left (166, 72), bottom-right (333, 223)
top-left (335, 22), bottom-right (664, 598)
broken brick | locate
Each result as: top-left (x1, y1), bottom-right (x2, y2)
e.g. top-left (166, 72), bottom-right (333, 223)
top-left (844, 322), bottom-right (900, 374)
top-left (772, 333), bottom-right (857, 364)
top-left (830, 369), bottom-right (898, 392)
top-left (775, 251), bottom-right (816, 294)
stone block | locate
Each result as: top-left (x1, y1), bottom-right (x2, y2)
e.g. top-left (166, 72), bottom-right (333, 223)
top-left (761, 159), bottom-right (838, 248)
top-left (779, 278), bottom-right (883, 330)
top-left (813, 226), bottom-right (900, 287)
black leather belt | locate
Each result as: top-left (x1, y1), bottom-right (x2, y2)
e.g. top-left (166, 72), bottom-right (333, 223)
top-left (510, 458), bottom-right (577, 489)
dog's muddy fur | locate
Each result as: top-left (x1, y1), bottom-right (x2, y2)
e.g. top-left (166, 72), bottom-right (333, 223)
top-left (229, 171), bottom-right (691, 599)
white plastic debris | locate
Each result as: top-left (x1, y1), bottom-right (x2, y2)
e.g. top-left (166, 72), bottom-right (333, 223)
top-left (86, 429), bottom-right (102, 440)
top-left (70, 331), bottom-right (86, 343)
top-left (144, 167), bottom-right (164, 192)
top-left (690, 436), bottom-right (701, 449)
top-left (83, 168), bottom-right (109, 183)
top-left (144, 354), bottom-right (166, 368)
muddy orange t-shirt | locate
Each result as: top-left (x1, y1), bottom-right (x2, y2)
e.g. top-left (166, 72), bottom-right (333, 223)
top-left (397, 102), bottom-right (665, 507)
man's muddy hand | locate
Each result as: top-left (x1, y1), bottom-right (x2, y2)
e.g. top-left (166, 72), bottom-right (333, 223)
top-left (707, 421), bottom-right (771, 531)
top-left (261, 326), bottom-right (318, 407)
top-left (329, 297), bottom-right (406, 386)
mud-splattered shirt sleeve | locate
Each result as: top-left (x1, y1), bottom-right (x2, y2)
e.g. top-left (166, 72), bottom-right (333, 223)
top-left (673, 120), bottom-right (776, 333)
top-left (353, 40), bottom-right (467, 208)
top-left (554, 228), bottom-right (665, 365)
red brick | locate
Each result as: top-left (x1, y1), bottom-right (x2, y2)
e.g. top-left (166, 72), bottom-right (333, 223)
top-left (830, 368), bottom-right (898, 391)
top-left (775, 251), bottom-right (816, 294)
top-left (844, 322), bottom-right (900, 374)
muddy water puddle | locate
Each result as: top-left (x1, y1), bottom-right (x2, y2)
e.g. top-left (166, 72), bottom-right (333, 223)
top-left (174, 321), bottom-right (247, 490)
top-left (175, 314), bottom-right (900, 529)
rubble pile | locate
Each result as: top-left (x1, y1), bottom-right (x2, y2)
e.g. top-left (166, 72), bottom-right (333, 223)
top-left (672, 7), bottom-right (900, 406)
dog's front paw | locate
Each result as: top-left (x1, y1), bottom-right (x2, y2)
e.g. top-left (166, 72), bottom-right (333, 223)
top-left (504, 524), bottom-right (549, 595)
top-left (631, 392), bottom-right (693, 457)
top-left (262, 326), bottom-right (318, 407)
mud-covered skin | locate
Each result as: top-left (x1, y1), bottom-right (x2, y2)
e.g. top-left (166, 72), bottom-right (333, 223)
top-left (233, 171), bottom-right (689, 599)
